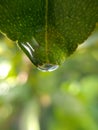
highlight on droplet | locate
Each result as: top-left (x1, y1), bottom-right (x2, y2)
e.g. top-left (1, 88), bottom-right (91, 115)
top-left (37, 64), bottom-right (59, 72)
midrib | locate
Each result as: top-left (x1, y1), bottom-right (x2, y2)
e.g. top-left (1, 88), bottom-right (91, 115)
top-left (45, 0), bottom-right (49, 62)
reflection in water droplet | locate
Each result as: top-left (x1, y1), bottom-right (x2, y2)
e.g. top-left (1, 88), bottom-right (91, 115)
top-left (18, 41), bottom-right (35, 63)
top-left (37, 64), bottom-right (59, 72)
top-left (18, 41), bottom-right (59, 72)
top-left (21, 42), bottom-right (35, 57)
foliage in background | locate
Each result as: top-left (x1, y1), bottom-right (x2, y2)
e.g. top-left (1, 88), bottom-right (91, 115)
top-left (0, 27), bottom-right (98, 130)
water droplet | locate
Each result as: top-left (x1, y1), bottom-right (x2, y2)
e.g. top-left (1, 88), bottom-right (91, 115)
top-left (18, 41), bottom-right (35, 61)
top-left (17, 39), bottom-right (59, 72)
top-left (37, 64), bottom-right (59, 72)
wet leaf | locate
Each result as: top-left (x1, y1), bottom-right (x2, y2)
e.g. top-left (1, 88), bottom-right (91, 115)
top-left (0, 0), bottom-right (98, 71)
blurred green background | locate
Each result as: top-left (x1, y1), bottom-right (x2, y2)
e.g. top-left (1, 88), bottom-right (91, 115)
top-left (0, 26), bottom-right (98, 130)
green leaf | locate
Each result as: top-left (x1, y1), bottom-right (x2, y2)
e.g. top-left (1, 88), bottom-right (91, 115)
top-left (0, 0), bottom-right (98, 71)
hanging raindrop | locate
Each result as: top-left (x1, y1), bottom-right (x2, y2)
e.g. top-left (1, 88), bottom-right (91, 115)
top-left (17, 40), bottom-right (59, 72)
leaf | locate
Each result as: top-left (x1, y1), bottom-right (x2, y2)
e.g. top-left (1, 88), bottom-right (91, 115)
top-left (0, 0), bottom-right (98, 71)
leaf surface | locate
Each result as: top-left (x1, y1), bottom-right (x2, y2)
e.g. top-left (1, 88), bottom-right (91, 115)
top-left (0, 0), bottom-right (98, 71)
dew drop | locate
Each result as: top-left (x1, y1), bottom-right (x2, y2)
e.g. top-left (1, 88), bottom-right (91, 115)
top-left (37, 64), bottom-right (59, 72)
top-left (18, 41), bottom-right (35, 61)
top-left (17, 39), bottom-right (59, 72)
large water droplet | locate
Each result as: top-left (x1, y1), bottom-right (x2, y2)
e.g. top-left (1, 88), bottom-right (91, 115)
top-left (17, 39), bottom-right (59, 72)
top-left (38, 64), bottom-right (59, 72)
